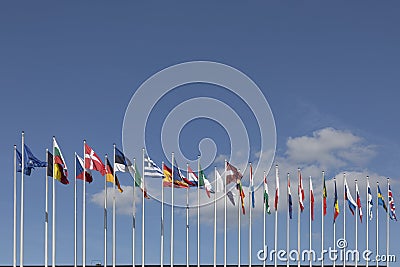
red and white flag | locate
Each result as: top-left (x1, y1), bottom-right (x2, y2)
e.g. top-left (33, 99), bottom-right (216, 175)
top-left (356, 182), bottom-right (363, 223)
top-left (298, 170), bottom-right (305, 212)
top-left (84, 143), bottom-right (106, 176)
top-left (310, 178), bottom-right (315, 221)
top-left (274, 165), bottom-right (279, 211)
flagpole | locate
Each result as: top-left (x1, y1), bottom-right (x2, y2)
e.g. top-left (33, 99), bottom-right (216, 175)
top-left (286, 172), bottom-right (290, 267)
top-left (142, 148), bottom-right (145, 267)
top-left (343, 173), bottom-right (346, 267)
top-left (321, 171), bottom-right (325, 267)
top-left (213, 166), bottom-right (217, 267)
top-left (113, 151), bottom-right (117, 267)
top-left (237, 169), bottom-right (241, 267)
top-left (83, 140), bottom-right (86, 267)
top-left (297, 168), bottom-right (301, 267)
top-left (186, 163), bottom-right (189, 267)
top-left (161, 161), bottom-right (164, 267)
top-left (376, 182), bottom-right (379, 267)
top-left (52, 136), bottom-right (56, 267)
top-left (197, 155), bottom-right (201, 267)
top-left (45, 149), bottom-right (49, 267)
top-left (20, 131), bottom-right (25, 267)
top-left (171, 152), bottom-right (175, 267)
top-left (104, 155), bottom-right (108, 267)
top-left (249, 163), bottom-right (252, 267)
top-left (274, 165), bottom-right (278, 267)
top-left (355, 179), bottom-right (358, 267)
top-left (386, 178), bottom-right (390, 267)
top-left (309, 176), bottom-right (312, 267)
top-left (133, 158), bottom-right (137, 267)
top-left (13, 145), bottom-right (17, 267)
top-left (224, 159), bottom-right (227, 267)
top-left (333, 177), bottom-right (337, 267)
top-left (74, 152), bottom-right (77, 267)
top-left (366, 176), bottom-right (369, 267)
top-left (262, 171), bottom-right (266, 267)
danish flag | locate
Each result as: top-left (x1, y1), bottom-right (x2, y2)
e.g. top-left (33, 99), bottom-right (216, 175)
top-left (84, 143), bottom-right (106, 176)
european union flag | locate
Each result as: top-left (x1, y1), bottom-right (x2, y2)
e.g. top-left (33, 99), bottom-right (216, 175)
top-left (16, 149), bottom-right (32, 176)
top-left (24, 144), bottom-right (47, 168)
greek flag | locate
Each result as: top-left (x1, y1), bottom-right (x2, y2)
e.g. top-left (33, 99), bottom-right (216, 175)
top-left (144, 154), bottom-right (164, 178)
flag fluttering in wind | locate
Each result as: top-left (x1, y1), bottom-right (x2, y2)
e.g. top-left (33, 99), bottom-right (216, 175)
top-left (25, 144), bottom-right (47, 169)
top-left (76, 154), bottom-right (93, 183)
top-left (114, 147), bottom-right (133, 173)
top-left (274, 166), bottom-right (279, 211)
top-left (388, 183), bottom-right (397, 221)
top-left (105, 158), bottom-right (123, 193)
top-left (250, 164), bottom-right (255, 209)
top-left (163, 164), bottom-right (189, 188)
top-left (323, 177), bottom-right (327, 216)
top-left (263, 175), bottom-right (271, 214)
top-left (199, 167), bottom-right (213, 198)
top-left (298, 170), bottom-right (305, 212)
top-left (84, 143), bottom-right (106, 176)
top-left (215, 170), bottom-right (224, 193)
top-left (344, 178), bottom-right (357, 216)
top-left (310, 178), bottom-right (315, 221)
top-left (334, 179), bottom-right (340, 222)
top-left (356, 182), bottom-right (363, 222)
top-left (226, 162), bottom-right (243, 185)
top-left (16, 149), bottom-right (31, 175)
top-left (377, 184), bottom-right (388, 212)
top-left (288, 175), bottom-right (293, 219)
top-left (184, 166), bottom-right (198, 187)
top-left (367, 180), bottom-right (373, 221)
top-left (133, 162), bottom-right (149, 199)
top-left (236, 179), bottom-right (245, 215)
top-left (227, 191), bottom-right (236, 206)
top-left (144, 153), bottom-right (164, 178)
top-left (51, 138), bottom-right (69, 185)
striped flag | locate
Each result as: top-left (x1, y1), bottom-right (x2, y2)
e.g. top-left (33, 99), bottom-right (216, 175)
top-left (263, 175), bottom-right (271, 214)
top-left (298, 170), bottom-right (305, 212)
top-left (323, 177), bottom-right (327, 216)
top-left (310, 178), bottom-right (315, 221)
top-left (334, 179), bottom-right (340, 222)
top-left (344, 178), bottom-right (357, 216)
top-left (388, 183), bottom-right (397, 221)
top-left (144, 154), bottom-right (164, 178)
top-left (250, 164), bottom-right (255, 208)
top-left (355, 182), bottom-right (363, 222)
top-left (274, 166), bottom-right (279, 211)
top-left (288, 176), bottom-right (293, 219)
top-left (114, 147), bottom-right (132, 173)
top-left (367, 180), bottom-right (373, 221)
top-left (378, 184), bottom-right (388, 212)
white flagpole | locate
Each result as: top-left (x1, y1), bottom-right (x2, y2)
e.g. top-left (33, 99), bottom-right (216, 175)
top-left (237, 169), bottom-right (241, 267)
top-left (186, 163), bottom-right (189, 267)
top-left (171, 153), bottom-right (175, 267)
top-left (13, 145), bottom-right (17, 267)
top-left (297, 168), bottom-right (301, 267)
top-left (20, 131), bottom-right (25, 267)
top-left (142, 148), bottom-right (145, 267)
top-left (286, 172), bottom-right (290, 267)
top-left (198, 156), bottom-right (201, 267)
top-left (333, 177), bottom-right (337, 267)
top-left (133, 158), bottom-right (137, 267)
top-left (355, 179), bottom-right (358, 267)
top-left (83, 140), bottom-right (86, 267)
top-left (104, 155), bottom-right (108, 267)
top-left (366, 176), bottom-right (369, 267)
top-left (113, 151), bottom-right (117, 267)
top-left (160, 161), bottom-right (164, 267)
top-left (213, 167), bottom-right (217, 267)
top-left (45, 149), bottom-right (49, 267)
top-left (52, 136), bottom-right (56, 267)
top-left (343, 173), bottom-right (346, 267)
top-left (321, 171), bottom-right (325, 267)
top-left (249, 163), bottom-right (252, 267)
top-left (74, 152), bottom-right (77, 267)
top-left (376, 182), bottom-right (379, 267)
top-left (309, 176), bottom-right (312, 267)
top-left (386, 178), bottom-right (390, 267)
top-left (263, 171), bottom-right (266, 267)
top-left (224, 160), bottom-right (227, 267)
top-left (274, 165), bottom-right (278, 267)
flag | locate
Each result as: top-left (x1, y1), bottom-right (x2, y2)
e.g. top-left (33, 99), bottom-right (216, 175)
top-left (184, 166), bottom-right (198, 187)
top-left (236, 179), bottom-right (245, 215)
top-left (310, 178), bottom-right (315, 221)
top-left (162, 164), bottom-right (188, 188)
top-left (388, 184), bottom-right (397, 221)
top-left (132, 162), bottom-right (150, 199)
top-left (263, 175), bottom-right (271, 214)
top-left (84, 143), bottom-right (106, 176)
top-left (114, 147), bottom-right (132, 173)
top-left (105, 158), bottom-right (123, 193)
top-left (334, 179), bottom-right (340, 222)
top-left (215, 170), bottom-right (224, 193)
top-left (75, 154), bottom-right (93, 183)
top-left (199, 166), bottom-right (213, 198)
top-left (298, 170), bottom-right (305, 212)
top-left (377, 184), bottom-right (388, 212)
top-left (367, 181), bottom-right (373, 221)
top-left (16, 149), bottom-right (32, 175)
top-left (52, 139), bottom-right (69, 185)
top-left (288, 176), bottom-right (293, 219)
top-left (323, 177), bottom-right (327, 216)
top-left (275, 166), bottom-right (279, 211)
top-left (356, 182), bottom-right (363, 223)
top-left (344, 178), bottom-right (357, 216)
top-left (250, 164), bottom-right (255, 208)
top-left (144, 153), bottom-right (164, 178)
top-left (227, 191), bottom-right (236, 206)
top-left (24, 144), bottom-right (47, 168)
top-left (226, 162), bottom-right (243, 185)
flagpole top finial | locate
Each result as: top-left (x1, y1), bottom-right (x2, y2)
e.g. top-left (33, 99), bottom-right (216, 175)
top-left (355, 179), bottom-right (358, 182)
top-left (387, 177), bottom-right (390, 180)
top-left (53, 135), bottom-right (55, 138)
top-left (367, 175), bottom-right (369, 179)
top-left (14, 144), bottom-right (16, 148)
top-left (83, 139), bottom-right (86, 143)
top-left (113, 143), bottom-right (116, 147)
top-left (377, 181), bottom-right (379, 184)
top-left (22, 131), bottom-right (24, 134)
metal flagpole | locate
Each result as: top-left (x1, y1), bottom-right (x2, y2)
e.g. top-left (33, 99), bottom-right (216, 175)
top-left (104, 155), bottom-right (108, 267)
top-left (113, 150), bottom-right (117, 267)
top-left (74, 152), bottom-right (77, 267)
top-left (20, 131), bottom-right (25, 267)
top-left (186, 164), bottom-right (189, 267)
top-left (386, 178), bottom-right (390, 267)
top-left (171, 152), bottom-right (175, 267)
top-left (249, 163), bottom-right (252, 267)
top-left (286, 173), bottom-right (290, 267)
top-left (343, 173), bottom-right (346, 267)
top-left (309, 176), bottom-right (312, 267)
top-left (52, 137), bottom-right (56, 267)
top-left (238, 169), bottom-right (241, 267)
top-left (45, 150), bottom-right (49, 267)
top-left (160, 161), bottom-right (164, 267)
top-left (297, 168), bottom-right (301, 267)
top-left (83, 140), bottom-right (86, 267)
top-left (13, 145), bottom-right (17, 267)
top-left (333, 177), bottom-right (336, 267)
top-left (224, 160), bottom-right (227, 267)
top-left (376, 182), bottom-right (379, 267)
top-left (198, 156), bottom-right (201, 267)
top-left (142, 148), bottom-right (145, 267)
top-left (274, 165), bottom-right (278, 267)
top-left (263, 171), bottom-right (266, 267)
top-left (321, 171), bottom-right (325, 267)
top-left (133, 158), bottom-right (137, 267)
top-left (366, 176), bottom-right (369, 267)
top-left (355, 180), bottom-right (358, 267)
top-left (213, 167), bottom-right (217, 267)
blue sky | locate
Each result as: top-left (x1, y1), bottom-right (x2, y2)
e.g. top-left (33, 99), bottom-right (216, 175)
top-left (1, 1), bottom-right (400, 266)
